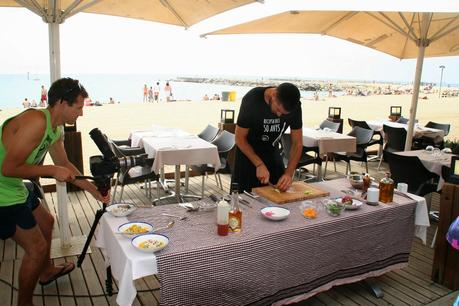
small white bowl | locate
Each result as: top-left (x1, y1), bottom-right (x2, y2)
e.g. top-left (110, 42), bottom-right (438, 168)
top-left (118, 222), bottom-right (153, 238)
top-left (132, 233), bottom-right (169, 253)
top-left (261, 207), bottom-right (290, 221)
top-left (106, 203), bottom-right (136, 217)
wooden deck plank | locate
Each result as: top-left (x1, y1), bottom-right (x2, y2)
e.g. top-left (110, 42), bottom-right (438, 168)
top-left (0, 261), bottom-right (13, 306)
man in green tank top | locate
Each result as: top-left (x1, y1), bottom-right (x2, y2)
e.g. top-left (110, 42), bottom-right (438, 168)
top-left (0, 78), bottom-right (109, 306)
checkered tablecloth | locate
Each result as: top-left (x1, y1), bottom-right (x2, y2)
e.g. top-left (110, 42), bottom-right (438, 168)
top-left (122, 179), bottom-right (417, 306)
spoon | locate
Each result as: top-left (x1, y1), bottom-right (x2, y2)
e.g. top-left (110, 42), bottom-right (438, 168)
top-left (153, 221), bottom-right (175, 232)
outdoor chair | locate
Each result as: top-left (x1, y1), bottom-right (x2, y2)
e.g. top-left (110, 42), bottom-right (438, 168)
top-left (412, 121), bottom-right (450, 150)
top-left (197, 124), bottom-right (220, 142)
top-left (319, 119), bottom-right (341, 133)
top-left (378, 124), bottom-right (407, 170)
top-left (383, 151), bottom-right (438, 197)
top-left (107, 137), bottom-right (160, 204)
top-left (348, 118), bottom-right (383, 157)
top-left (330, 126), bottom-right (374, 175)
top-left (281, 134), bottom-right (322, 181)
top-left (190, 130), bottom-right (235, 198)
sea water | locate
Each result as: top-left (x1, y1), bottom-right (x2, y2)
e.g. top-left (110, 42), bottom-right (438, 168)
top-left (0, 73), bottom-right (339, 109)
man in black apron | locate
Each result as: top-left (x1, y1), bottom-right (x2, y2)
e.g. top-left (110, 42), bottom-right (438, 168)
top-left (233, 82), bottom-right (303, 192)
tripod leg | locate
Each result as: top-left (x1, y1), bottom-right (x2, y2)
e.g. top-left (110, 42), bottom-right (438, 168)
top-left (77, 207), bottom-right (105, 267)
top-left (106, 266), bottom-right (113, 296)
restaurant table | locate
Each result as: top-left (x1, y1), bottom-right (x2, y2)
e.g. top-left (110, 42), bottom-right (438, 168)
top-left (366, 120), bottom-right (445, 143)
top-left (137, 133), bottom-right (220, 202)
top-left (95, 178), bottom-right (428, 306)
top-left (396, 150), bottom-right (456, 191)
top-left (301, 127), bottom-right (356, 155)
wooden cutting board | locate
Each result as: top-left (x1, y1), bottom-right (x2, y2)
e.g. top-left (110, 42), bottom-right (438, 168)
top-left (252, 181), bottom-right (330, 204)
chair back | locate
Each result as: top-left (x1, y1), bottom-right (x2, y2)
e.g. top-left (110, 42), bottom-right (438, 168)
top-left (319, 119), bottom-right (340, 132)
top-left (211, 130), bottom-right (235, 154)
top-left (383, 124), bottom-right (406, 152)
top-left (425, 121), bottom-right (450, 136)
top-left (396, 116), bottom-right (418, 124)
top-left (383, 151), bottom-right (437, 195)
top-left (348, 118), bottom-right (371, 130)
top-left (198, 124), bottom-right (219, 142)
top-left (348, 126), bottom-right (374, 146)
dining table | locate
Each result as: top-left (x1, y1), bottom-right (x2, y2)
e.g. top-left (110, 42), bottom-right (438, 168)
top-left (129, 126), bottom-right (221, 202)
top-left (396, 149), bottom-right (456, 190)
top-left (95, 178), bottom-right (428, 306)
top-left (366, 120), bottom-right (445, 144)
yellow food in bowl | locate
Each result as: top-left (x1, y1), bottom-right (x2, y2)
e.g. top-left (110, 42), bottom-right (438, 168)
top-left (124, 224), bottom-right (149, 235)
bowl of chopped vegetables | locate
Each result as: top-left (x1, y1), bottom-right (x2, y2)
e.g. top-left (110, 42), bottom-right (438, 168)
top-left (300, 201), bottom-right (320, 219)
top-left (323, 200), bottom-right (345, 217)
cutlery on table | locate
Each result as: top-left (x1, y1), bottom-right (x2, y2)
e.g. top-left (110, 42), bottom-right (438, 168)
top-left (162, 213), bottom-right (188, 220)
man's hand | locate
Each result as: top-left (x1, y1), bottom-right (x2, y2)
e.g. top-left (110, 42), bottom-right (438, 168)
top-left (53, 166), bottom-right (75, 182)
top-left (256, 164), bottom-right (270, 185)
top-left (276, 174), bottom-right (293, 192)
top-left (90, 189), bottom-right (110, 203)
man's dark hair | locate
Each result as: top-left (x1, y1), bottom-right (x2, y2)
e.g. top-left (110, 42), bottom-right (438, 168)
top-left (276, 82), bottom-right (301, 112)
top-left (48, 77), bottom-right (88, 107)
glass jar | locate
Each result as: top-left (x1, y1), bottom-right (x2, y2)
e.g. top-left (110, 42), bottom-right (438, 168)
top-left (363, 174), bottom-right (371, 193)
top-left (379, 173), bottom-right (394, 203)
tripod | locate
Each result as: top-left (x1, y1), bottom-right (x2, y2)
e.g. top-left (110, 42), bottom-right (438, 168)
top-left (76, 175), bottom-right (114, 294)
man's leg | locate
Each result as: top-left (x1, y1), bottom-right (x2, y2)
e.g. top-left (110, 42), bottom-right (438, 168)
top-left (32, 204), bottom-right (74, 282)
top-left (12, 225), bottom-right (47, 306)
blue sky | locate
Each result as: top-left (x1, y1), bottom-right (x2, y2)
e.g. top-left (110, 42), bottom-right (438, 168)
top-left (1, 0), bottom-right (458, 84)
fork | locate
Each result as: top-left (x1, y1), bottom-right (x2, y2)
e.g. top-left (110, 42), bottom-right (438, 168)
top-left (161, 213), bottom-right (188, 220)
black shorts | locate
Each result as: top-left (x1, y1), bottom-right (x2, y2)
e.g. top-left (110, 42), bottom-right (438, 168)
top-left (0, 182), bottom-right (42, 240)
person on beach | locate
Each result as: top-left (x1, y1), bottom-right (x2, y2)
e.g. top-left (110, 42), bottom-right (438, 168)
top-left (0, 77), bottom-right (109, 306)
top-left (143, 84), bottom-right (148, 102)
top-left (153, 82), bottom-right (160, 102)
top-left (22, 98), bottom-right (30, 108)
top-left (148, 86), bottom-right (154, 102)
top-left (40, 85), bottom-right (47, 107)
top-left (232, 82), bottom-right (303, 192)
top-left (164, 82), bottom-right (172, 102)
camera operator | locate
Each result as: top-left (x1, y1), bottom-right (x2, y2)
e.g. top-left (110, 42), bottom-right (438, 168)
top-left (0, 78), bottom-right (109, 306)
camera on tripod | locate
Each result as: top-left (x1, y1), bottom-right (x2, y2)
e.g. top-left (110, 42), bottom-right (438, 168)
top-left (89, 128), bottom-right (152, 178)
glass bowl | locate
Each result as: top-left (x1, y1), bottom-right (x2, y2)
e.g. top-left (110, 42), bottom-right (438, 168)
top-left (299, 201), bottom-right (320, 219)
top-left (323, 200), bottom-right (345, 217)
top-left (348, 172), bottom-right (364, 189)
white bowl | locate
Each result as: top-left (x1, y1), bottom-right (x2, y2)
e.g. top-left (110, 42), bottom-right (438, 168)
top-left (118, 222), bottom-right (153, 238)
top-left (261, 207), bottom-right (290, 221)
top-left (106, 203), bottom-right (136, 217)
top-left (132, 234), bottom-right (169, 253)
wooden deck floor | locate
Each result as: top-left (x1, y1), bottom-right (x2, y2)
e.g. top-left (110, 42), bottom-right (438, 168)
top-left (0, 159), bottom-right (457, 306)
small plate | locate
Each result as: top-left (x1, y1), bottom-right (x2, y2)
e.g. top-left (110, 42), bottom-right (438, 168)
top-left (132, 234), bottom-right (169, 253)
top-left (118, 222), bottom-right (153, 238)
top-left (336, 198), bottom-right (364, 210)
top-left (261, 207), bottom-right (290, 221)
top-left (106, 203), bottom-right (136, 217)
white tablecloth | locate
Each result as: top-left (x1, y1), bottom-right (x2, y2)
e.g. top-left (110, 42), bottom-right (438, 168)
top-left (129, 126), bottom-right (192, 147)
top-left (95, 214), bottom-right (158, 306)
top-left (301, 127), bottom-right (356, 154)
top-left (367, 120), bottom-right (445, 143)
top-left (139, 136), bottom-right (220, 174)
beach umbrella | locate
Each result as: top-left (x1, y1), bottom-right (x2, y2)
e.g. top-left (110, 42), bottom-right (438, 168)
top-left (203, 10), bottom-right (459, 150)
top-left (1, 0), bottom-right (261, 82)
top-left (0, 0), bottom-right (261, 253)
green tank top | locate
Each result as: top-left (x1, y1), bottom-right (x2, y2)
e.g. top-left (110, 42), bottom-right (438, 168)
top-left (0, 108), bottom-right (63, 206)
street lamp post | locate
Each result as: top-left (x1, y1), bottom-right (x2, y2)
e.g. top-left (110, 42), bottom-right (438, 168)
top-left (439, 65), bottom-right (445, 98)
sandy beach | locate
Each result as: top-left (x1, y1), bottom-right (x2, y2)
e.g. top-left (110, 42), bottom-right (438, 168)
top-left (1, 93), bottom-right (457, 175)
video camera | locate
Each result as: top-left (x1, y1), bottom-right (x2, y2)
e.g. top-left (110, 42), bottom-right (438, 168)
top-left (89, 128), bottom-right (152, 178)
